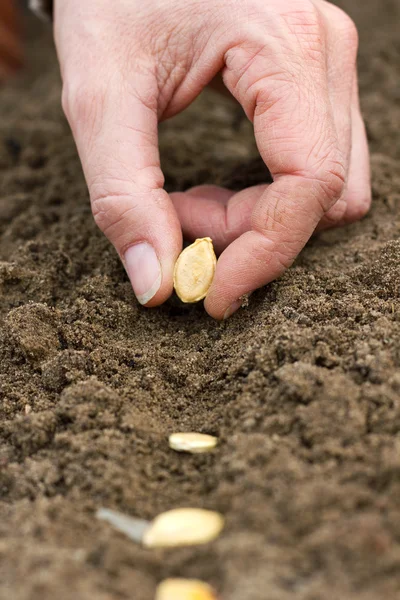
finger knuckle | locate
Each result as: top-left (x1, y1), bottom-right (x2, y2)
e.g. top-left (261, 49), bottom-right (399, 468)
top-left (89, 178), bottom-right (167, 239)
top-left (324, 160), bottom-right (347, 199)
top-left (223, 0), bottom-right (325, 114)
top-left (279, 0), bottom-right (323, 43)
top-left (332, 7), bottom-right (359, 53)
top-left (312, 153), bottom-right (347, 212)
top-left (322, 172), bottom-right (346, 210)
top-left (286, 0), bottom-right (321, 25)
top-left (251, 231), bottom-right (296, 272)
top-left (90, 188), bottom-right (131, 235)
top-left (61, 79), bottom-right (105, 127)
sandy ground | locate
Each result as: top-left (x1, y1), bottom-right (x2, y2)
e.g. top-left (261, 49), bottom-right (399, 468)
top-left (1, 1), bottom-right (400, 598)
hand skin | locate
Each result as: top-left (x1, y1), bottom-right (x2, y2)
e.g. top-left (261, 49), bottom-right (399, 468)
top-left (54, 0), bottom-right (371, 319)
top-left (0, 0), bottom-right (23, 80)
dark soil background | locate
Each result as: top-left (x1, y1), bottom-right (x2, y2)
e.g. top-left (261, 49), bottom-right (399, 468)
top-left (1, 2), bottom-right (400, 599)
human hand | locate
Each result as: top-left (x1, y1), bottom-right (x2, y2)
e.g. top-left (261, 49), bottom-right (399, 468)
top-left (0, 0), bottom-right (22, 80)
top-left (55, 0), bottom-right (370, 319)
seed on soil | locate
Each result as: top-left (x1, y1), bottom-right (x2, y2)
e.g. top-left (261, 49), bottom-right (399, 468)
top-left (155, 578), bottom-right (218, 600)
top-left (169, 432), bottom-right (218, 454)
top-left (173, 238), bottom-right (217, 303)
top-left (143, 508), bottom-right (224, 548)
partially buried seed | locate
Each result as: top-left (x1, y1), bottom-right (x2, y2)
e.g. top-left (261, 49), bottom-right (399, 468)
top-left (169, 432), bottom-right (218, 454)
top-left (173, 238), bottom-right (216, 303)
top-left (155, 578), bottom-right (218, 600)
top-left (143, 508), bottom-right (224, 548)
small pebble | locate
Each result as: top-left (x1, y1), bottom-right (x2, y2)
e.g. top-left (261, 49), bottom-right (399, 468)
top-left (155, 578), bottom-right (218, 600)
top-left (169, 432), bottom-right (218, 454)
top-left (173, 238), bottom-right (216, 303)
top-left (143, 508), bottom-right (224, 548)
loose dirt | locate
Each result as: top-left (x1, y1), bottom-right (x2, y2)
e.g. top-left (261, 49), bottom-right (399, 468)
top-left (1, 2), bottom-right (400, 598)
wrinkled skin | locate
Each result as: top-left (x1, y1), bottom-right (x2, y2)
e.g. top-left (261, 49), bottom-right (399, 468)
top-left (54, 0), bottom-right (369, 318)
top-left (0, 0), bottom-right (22, 80)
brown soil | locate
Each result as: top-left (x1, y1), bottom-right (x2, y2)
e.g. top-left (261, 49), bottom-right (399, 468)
top-left (1, 2), bottom-right (400, 599)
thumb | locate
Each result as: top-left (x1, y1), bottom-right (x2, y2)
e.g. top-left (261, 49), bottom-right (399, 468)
top-left (61, 70), bottom-right (182, 306)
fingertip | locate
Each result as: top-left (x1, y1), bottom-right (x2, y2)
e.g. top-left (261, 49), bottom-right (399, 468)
top-left (343, 191), bottom-right (371, 223)
top-left (204, 290), bottom-right (243, 321)
top-left (203, 278), bottom-right (227, 320)
top-left (124, 235), bottom-right (181, 308)
top-left (144, 252), bottom-right (178, 307)
top-left (204, 233), bottom-right (258, 319)
top-left (222, 298), bottom-right (243, 320)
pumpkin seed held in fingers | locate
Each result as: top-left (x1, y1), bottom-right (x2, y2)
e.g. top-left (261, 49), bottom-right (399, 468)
top-left (173, 238), bottom-right (216, 303)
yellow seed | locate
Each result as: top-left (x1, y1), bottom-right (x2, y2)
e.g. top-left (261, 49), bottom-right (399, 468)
top-left (173, 238), bottom-right (216, 303)
top-left (155, 578), bottom-right (218, 600)
top-left (143, 508), bottom-right (224, 548)
top-left (169, 432), bottom-right (218, 454)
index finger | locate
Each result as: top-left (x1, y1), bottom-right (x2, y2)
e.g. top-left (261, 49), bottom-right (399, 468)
top-left (205, 15), bottom-right (346, 319)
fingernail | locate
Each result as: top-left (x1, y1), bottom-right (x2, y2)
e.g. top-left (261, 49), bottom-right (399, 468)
top-left (223, 299), bottom-right (242, 320)
top-left (124, 242), bottom-right (162, 305)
